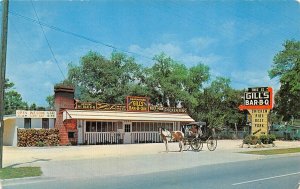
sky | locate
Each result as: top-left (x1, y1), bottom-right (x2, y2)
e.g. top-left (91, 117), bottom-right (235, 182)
top-left (2, 0), bottom-right (300, 106)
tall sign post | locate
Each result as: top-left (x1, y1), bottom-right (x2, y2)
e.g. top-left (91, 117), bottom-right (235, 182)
top-left (239, 87), bottom-right (273, 136)
top-left (0, 0), bottom-right (9, 169)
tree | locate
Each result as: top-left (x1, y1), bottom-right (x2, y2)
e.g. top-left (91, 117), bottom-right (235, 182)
top-left (29, 103), bottom-right (37, 110)
top-left (145, 53), bottom-right (210, 109)
top-left (195, 77), bottom-right (244, 130)
top-left (145, 53), bottom-right (186, 106)
top-left (67, 51), bottom-right (145, 103)
top-left (269, 40), bottom-right (300, 121)
top-left (4, 79), bottom-right (28, 115)
top-left (46, 95), bottom-right (55, 110)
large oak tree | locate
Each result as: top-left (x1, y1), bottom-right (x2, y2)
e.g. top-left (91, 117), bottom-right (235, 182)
top-left (269, 40), bottom-right (300, 121)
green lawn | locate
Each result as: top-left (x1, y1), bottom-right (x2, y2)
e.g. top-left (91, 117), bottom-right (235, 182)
top-left (0, 167), bottom-right (42, 179)
top-left (241, 147), bottom-right (300, 155)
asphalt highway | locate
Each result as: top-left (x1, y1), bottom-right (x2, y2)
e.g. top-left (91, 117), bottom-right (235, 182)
top-left (3, 154), bottom-right (300, 189)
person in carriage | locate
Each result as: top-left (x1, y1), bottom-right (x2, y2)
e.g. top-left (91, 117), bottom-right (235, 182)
top-left (181, 122), bottom-right (205, 138)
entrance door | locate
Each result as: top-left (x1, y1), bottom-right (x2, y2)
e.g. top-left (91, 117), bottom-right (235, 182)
top-left (123, 123), bottom-right (132, 144)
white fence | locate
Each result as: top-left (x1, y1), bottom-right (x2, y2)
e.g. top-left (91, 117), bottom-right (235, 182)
top-left (84, 132), bottom-right (123, 145)
top-left (131, 132), bottom-right (162, 143)
top-left (84, 132), bottom-right (162, 144)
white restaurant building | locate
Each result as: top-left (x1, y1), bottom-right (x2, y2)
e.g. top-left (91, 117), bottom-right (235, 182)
top-left (56, 86), bottom-right (195, 145)
top-left (3, 86), bottom-right (194, 146)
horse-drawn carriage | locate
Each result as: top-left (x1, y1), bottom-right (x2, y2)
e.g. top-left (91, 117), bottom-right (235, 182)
top-left (159, 121), bottom-right (217, 152)
top-left (180, 121), bottom-right (217, 151)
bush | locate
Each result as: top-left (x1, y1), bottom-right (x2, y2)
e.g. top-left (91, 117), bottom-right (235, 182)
top-left (268, 134), bottom-right (276, 143)
top-left (259, 135), bottom-right (268, 144)
top-left (243, 135), bottom-right (259, 145)
top-left (259, 134), bottom-right (276, 144)
top-left (36, 141), bottom-right (45, 147)
top-left (244, 134), bottom-right (276, 145)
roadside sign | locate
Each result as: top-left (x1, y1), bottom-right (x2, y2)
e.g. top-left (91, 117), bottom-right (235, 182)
top-left (239, 87), bottom-right (273, 110)
top-left (248, 109), bottom-right (270, 136)
top-left (239, 87), bottom-right (273, 136)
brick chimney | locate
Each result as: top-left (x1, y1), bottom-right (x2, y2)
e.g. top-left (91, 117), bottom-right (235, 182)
top-left (54, 86), bottom-right (76, 145)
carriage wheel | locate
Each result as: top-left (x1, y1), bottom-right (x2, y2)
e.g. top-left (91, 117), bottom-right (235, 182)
top-left (207, 136), bottom-right (217, 151)
top-left (191, 138), bottom-right (203, 151)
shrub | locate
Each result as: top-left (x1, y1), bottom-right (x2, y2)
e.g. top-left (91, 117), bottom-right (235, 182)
top-left (259, 134), bottom-right (276, 144)
top-left (243, 135), bottom-right (259, 145)
top-left (36, 141), bottom-right (45, 147)
top-left (259, 135), bottom-right (268, 144)
top-left (268, 134), bottom-right (276, 143)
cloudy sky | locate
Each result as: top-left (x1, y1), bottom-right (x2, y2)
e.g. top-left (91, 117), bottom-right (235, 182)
top-left (4, 1), bottom-right (300, 106)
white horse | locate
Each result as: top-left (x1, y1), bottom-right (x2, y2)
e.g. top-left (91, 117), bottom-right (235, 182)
top-left (159, 128), bottom-right (184, 152)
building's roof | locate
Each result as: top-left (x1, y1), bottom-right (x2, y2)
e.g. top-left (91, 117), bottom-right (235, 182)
top-left (63, 110), bottom-right (194, 122)
top-left (3, 115), bottom-right (16, 121)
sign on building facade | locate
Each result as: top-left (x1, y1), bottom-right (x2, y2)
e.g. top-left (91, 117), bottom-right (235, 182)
top-left (76, 102), bottom-right (126, 111)
top-left (75, 96), bottom-right (187, 113)
top-left (239, 87), bottom-right (273, 136)
top-left (16, 110), bottom-right (56, 118)
top-left (126, 96), bottom-right (149, 112)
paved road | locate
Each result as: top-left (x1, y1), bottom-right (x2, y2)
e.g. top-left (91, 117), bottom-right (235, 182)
top-left (2, 153), bottom-right (300, 189)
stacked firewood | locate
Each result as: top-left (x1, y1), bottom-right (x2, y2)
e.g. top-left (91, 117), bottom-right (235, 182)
top-left (17, 129), bottom-right (60, 147)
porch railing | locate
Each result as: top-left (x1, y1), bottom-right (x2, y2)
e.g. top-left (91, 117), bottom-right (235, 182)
top-left (131, 132), bottom-right (162, 143)
top-left (84, 132), bottom-right (123, 145)
top-left (84, 132), bottom-right (162, 144)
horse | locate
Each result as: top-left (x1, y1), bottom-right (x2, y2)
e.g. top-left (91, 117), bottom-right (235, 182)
top-left (159, 128), bottom-right (184, 152)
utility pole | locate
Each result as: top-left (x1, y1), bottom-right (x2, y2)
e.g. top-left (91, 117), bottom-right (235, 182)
top-left (0, 0), bottom-right (9, 169)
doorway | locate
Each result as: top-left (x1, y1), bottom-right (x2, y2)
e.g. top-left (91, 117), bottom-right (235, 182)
top-left (123, 123), bottom-right (132, 144)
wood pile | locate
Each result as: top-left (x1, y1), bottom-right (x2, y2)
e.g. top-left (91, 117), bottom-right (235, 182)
top-left (17, 129), bottom-right (60, 147)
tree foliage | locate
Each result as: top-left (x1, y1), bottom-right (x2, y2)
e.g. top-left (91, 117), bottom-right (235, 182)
top-left (269, 40), bottom-right (300, 120)
top-left (195, 77), bottom-right (244, 130)
top-left (46, 95), bottom-right (55, 110)
top-left (68, 51), bottom-right (145, 103)
top-left (4, 79), bottom-right (28, 115)
top-left (62, 51), bottom-right (244, 129)
top-left (146, 53), bottom-right (209, 109)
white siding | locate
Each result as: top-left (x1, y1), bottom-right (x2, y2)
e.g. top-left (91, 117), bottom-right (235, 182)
top-left (77, 120), bottom-right (84, 144)
top-left (3, 119), bottom-right (17, 146)
top-left (16, 118), bottom-right (55, 129)
top-left (16, 118), bottom-right (24, 128)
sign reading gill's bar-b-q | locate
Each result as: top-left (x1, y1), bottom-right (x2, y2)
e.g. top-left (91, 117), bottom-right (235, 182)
top-left (239, 87), bottom-right (273, 136)
top-left (126, 96), bottom-right (149, 112)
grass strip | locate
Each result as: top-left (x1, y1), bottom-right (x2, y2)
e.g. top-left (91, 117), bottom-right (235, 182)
top-left (0, 167), bottom-right (42, 179)
top-left (241, 147), bottom-right (300, 155)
